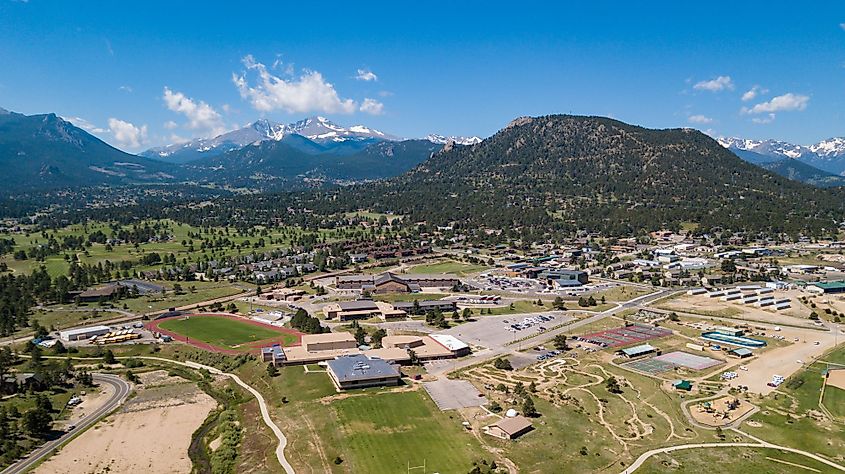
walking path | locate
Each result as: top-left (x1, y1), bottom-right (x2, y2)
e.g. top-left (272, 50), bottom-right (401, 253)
top-left (134, 356), bottom-right (295, 474)
top-left (620, 439), bottom-right (845, 473)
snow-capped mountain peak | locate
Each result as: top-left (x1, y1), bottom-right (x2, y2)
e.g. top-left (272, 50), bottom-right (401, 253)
top-left (718, 135), bottom-right (845, 176)
top-left (809, 137), bottom-right (845, 158)
top-left (425, 134), bottom-right (482, 146)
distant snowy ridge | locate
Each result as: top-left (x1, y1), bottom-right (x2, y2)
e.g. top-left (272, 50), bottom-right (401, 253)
top-left (425, 134), bottom-right (482, 146)
top-left (718, 135), bottom-right (845, 175)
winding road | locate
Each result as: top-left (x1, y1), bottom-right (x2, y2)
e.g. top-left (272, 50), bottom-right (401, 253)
top-left (1, 373), bottom-right (131, 474)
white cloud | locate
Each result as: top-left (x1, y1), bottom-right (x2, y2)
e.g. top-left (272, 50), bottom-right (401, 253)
top-left (162, 87), bottom-right (226, 137)
top-left (163, 120), bottom-right (178, 130)
top-left (693, 75), bottom-right (734, 92)
top-left (741, 85), bottom-right (768, 102)
top-left (64, 116), bottom-right (107, 134)
top-left (233, 55), bottom-right (357, 114)
top-left (687, 114), bottom-right (714, 124)
top-left (752, 113), bottom-right (776, 124)
top-left (355, 69), bottom-right (378, 81)
top-left (118, 85), bottom-right (133, 93)
top-left (359, 98), bottom-right (384, 115)
top-left (743, 92), bottom-right (809, 114)
top-left (108, 118), bottom-right (148, 148)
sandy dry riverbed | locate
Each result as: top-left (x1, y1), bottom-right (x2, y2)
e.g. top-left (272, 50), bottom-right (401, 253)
top-left (35, 371), bottom-right (216, 474)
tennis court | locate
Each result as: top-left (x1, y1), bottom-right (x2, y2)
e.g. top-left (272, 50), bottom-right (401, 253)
top-left (624, 358), bottom-right (677, 374)
top-left (623, 350), bottom-right (723, 374)
top-left (575, 324), bottom-right (672, 348)
top-left (653, 351), bottom-right (722, 371)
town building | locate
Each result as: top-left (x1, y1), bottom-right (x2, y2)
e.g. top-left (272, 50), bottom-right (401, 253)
top-left (326, 354), bottom-right (401, 390)
top-left (322, 300), bottom-right (406, 321)
top-left (335, 272), bottom-right (461, 293)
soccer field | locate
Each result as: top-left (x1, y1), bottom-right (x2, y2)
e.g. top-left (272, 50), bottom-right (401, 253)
top-left (332, 390), bottom-right (482, 473)
top-left (157, 315), bottom-right (297, 349)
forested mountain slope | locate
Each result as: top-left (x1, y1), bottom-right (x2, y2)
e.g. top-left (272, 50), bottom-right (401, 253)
top-left (317, 115), bottom-right (845, 237)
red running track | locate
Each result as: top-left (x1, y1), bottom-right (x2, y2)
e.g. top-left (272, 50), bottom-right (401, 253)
top-left (146, 312), bottom-right (303, 355)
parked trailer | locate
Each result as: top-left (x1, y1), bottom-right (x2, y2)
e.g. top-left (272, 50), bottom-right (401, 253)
top-left (741, 297), bottom-right (759, 304)
top-left (708, 291), bottom-right (725, 298)
top-left (756, 288), bottom-right (774, 295)
top-left (720, 294), bottom-right (742, 302)
top-left (756, 299), bottom-right (775, 307)
top-left (774, 302), bottom-right (791, 311)
top-left (687, 288), bottom-right (708, 296)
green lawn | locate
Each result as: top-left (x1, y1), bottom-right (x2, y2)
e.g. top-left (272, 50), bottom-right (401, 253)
top-left (823, 384), bottom-right (845, 420)
top-left (408, 260), bottom-right (489, 276)
top-left (158, 316), bottom-right (295, 349)
top-left (332, 390), bottom-right (483, 473)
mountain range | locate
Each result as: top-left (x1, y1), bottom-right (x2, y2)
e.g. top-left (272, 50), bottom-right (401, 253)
top-left (142, 116), bottom-right (480, 164)
top-left (0, 107), bottom-right (179, 191)
top-left (0, 109), bottom-right (466, 193)
top-left (718, 136), bottom-right (845, 177)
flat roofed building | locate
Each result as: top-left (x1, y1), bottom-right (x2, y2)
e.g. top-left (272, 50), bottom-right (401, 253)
top-left (393, 300), bottom-right (458, 313)
top-left (326, 354), bottom-right (401, 390)
top-left (485, 415), bottom-right (533, 440)
top-left (59, 325), bottom-right (111, 341)
top-left (429, 334), bottom-right (471, 357)
top-left (323, 301), bottom-right (406, 321)
top-left (302, 332), bottom-right (357, 352)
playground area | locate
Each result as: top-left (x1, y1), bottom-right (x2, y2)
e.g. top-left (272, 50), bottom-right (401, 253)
top-left (148, 312), bottom-right (302, 354)
top-left (689, 396), bottom-right (756, 427)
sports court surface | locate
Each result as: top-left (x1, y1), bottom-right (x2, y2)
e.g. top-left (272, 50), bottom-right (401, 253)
top-left (623, 351), bottom-right (722, 374)
top-left (575, 324), bottom-right (672, 348)
top-left (423, 379), bottom-right (488, 410)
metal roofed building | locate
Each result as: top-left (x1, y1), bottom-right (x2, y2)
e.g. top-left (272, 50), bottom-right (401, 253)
top-left (59, 325), bottom-right (112, 342)
top-left (618, 343), bottom-right (659, 359)
top-left (326, 354), bottom-right (401, 390)
top-left (807, 281), bottom-right (845, 295)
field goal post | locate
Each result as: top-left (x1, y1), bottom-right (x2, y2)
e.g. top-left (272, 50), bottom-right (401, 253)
top-left (407, 459), bottom-right (426, 474)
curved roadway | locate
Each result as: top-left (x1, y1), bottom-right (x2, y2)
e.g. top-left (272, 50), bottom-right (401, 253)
top-left (1, 373), bottom-right (131, 474)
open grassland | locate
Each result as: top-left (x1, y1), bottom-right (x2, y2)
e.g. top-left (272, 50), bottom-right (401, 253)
top-left (408, 259), bottom-right (490, 276)
top-left (740, 344), bottom-right (845, 462)
top-left (158, 316), bottom-right (295, 349)
top-left (591, 284), bottom-right (653, 303)
top-left (637, 446), bottom-right (840, 473)
top-left (822, 384), bottom-right (845, 420)
top-left (333, 390), bottom-right (483, 473)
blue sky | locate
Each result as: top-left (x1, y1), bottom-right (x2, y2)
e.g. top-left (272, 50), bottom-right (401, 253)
top-left (1, 1), bottom-right (844, 151)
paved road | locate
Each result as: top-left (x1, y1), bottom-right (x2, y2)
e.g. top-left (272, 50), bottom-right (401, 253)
top-left (427, 289), bottom-right (674, 375)
top-left (2, 373), bottom-right (131, 474)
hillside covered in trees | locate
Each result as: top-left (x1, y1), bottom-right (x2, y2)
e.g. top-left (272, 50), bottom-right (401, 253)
top-left (312, 115), bottom-right (845, 237)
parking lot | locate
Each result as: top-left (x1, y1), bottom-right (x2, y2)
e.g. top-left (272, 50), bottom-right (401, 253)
top-left (436, 312), bottom-right (573, 350)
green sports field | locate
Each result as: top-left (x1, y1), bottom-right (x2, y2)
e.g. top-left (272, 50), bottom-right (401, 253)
top-left (158, 316), bottom-right (297, 349)
top-left (332, 390), bottom-right (482, 473)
